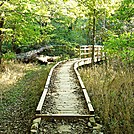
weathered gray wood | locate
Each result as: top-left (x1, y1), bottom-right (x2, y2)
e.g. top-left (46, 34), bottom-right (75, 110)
top-left (77, 75), bottom-right (85, 89)
top-left (36, 114), bottom-right (94, 119)
top-left (45, 75), bottom-right (51, 86)
top-left (74, 59), bottom-right (95, 114)
top-left (36, 61), bottom-right (63, 114)
top-left (16, 46), bottom-right (51, 62)
top-left (82, 88), bottom-right (94, 114)
top-left (80, 45), bottom-right (103, 59)
top-left (36, 88), bottom-right (48, 114)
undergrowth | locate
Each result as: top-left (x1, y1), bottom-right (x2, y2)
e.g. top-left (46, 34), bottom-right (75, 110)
top-left (0, 62), bottom-right (53, 133)
top-left (79, 61), bottom-right (134, 134)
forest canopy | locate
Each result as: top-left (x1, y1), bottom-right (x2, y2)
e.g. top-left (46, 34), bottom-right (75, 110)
top-left (0, 0), bottom-right (133, 62)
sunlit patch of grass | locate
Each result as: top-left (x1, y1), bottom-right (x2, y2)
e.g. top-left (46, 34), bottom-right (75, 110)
top-left (79, 62), bottom-right (134, 133)
top-left (0, 61), bottom-right (53, 133)
top-left (0, 61), bottom-right (40, 92)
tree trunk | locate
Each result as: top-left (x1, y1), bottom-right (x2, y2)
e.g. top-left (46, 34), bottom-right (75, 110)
top-left (92, 8), bottom-right (96, 65)
top-left (0, 2), bottom-right (4, 64)
top-left (0, 17), bottom-right (4, 64)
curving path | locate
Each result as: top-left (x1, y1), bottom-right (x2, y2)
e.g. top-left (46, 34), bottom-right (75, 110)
top-left (38, 60), bottom-right (92, 133)
top-left (42, 60), bottom-right (89, 115)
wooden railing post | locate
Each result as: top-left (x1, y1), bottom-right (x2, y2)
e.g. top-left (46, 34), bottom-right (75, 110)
top-left (100, 47), bottom-right (102, 61)
top-left (97, 46), bottom-right (99, 62)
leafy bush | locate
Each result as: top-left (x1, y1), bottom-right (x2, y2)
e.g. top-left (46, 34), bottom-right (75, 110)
top-left (104, 32), bottom-right (134, 63)
top-left (3, 52), bottom-right (16, 60)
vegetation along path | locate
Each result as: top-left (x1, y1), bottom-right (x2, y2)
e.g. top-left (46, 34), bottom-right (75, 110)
top-left (32, 60), bottom-right (101, 134)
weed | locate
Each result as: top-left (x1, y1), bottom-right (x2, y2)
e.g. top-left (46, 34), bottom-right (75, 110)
top-left (79, 61), bottom-right (134, 133)
top-left (0, 62), bottom-right (53, 133)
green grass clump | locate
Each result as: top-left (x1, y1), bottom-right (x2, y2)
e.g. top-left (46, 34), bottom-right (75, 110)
top-left (0, 63), bottom-right (53, 133)
top-left (79, 62), bottom-right (134, 134)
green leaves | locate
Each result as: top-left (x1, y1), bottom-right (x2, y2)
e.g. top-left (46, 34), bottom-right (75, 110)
top-left (0, 0), bottom-right (133, 64)
top-left (104, 32), bottom-right (134, 62)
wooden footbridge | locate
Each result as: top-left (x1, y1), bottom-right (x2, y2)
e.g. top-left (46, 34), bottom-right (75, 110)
top-left (31, 45), bottom-right (105, 134)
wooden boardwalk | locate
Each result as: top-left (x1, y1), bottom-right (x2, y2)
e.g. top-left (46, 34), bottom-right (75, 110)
top-left (31, 45), bottom-right (104, 133)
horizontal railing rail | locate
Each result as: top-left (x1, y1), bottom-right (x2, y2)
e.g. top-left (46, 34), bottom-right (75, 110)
top-left (80, 45), bottom-right (105, 60)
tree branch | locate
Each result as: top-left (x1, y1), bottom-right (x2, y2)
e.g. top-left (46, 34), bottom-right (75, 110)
top-left (0, 2), bottom-right (4, 7)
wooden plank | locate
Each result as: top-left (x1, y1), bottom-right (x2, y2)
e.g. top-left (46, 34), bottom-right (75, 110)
top-left (82, 89), bottom-right (94, 114)
top-left (36, 88), bottom-right (48, 114)
top-left (74, 69), bottom-right (80, 76)
top-left (80, 52), bottom-right (91, 55)
top-left (84, 59), bottom-right (91, 64)
top-left (48, 68), bottom-right (53, 77)
top-left (36, 114), bottom-right (94, 119)
top-left (80, 48), bottom-right (92, 51)
top-left (36, 61), bottom-right (62, 114)
top-left (87, 103), bottom-right (94, 114)
top-left (78, 60), bottom-right (85, 66)
top-left (45, 75), bottom-right (51, 86)
top-left (80, 45), bottom-right (103, 60)
top-left (77, 75), bottom-right (85, 89)
top-left (74, 63), bottom-right (78, 69)
top-left (82, 89), bottom-right (91, 103)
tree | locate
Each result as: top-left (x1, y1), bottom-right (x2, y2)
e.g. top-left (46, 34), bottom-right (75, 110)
top-left (0, 0), bottom-right (51, 63)
top-left (104, 0), bottom-right (134, 64)
top-left (0, 2), bottom-right (5, 64)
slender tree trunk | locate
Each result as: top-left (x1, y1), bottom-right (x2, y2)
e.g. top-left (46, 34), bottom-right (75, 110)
top-left (0, 2), bottom-right (4, 64)
top-left (0, 17), bottom-right (4, 64)
top-left (103, 10), bottom-right (108, 69)
top-left (92, 8), bottom-right (96, 65)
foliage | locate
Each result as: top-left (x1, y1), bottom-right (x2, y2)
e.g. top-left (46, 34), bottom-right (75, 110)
top-left (3, 51), bottom-right (16, 60)
top-left (80, 62), bottom-right (134, 133)
top-left (104, 32), bottom-right (134, 63)
top-left (0, 0), bottom-right (89, 61)
top-left (0, 0), bottom-right (133, 62)
top-left (0, 0), bottom-right (134, 133)
top-left (103, 0), bottom-right (134, 63)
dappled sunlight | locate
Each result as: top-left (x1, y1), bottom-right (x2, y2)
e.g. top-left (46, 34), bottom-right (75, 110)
top-left (0, 61), bottom-right (40, 92)
top-left (0, 0), bottom-right (133, 133)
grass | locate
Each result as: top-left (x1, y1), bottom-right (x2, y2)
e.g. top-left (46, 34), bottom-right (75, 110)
top-left (79, 61), bottom-right (134, 134)
top-left (0, 61), bottom-right (53, 133)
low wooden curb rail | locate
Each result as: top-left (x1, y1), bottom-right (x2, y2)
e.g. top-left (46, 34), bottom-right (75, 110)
top-left (31, 58), bottom-right (104, 134)
top-left (36, 114), bottom-right (94, 119)
top-left (73, 57), bottom-right (103, 114)
top-left (36, 61), bottom-right (63, 114)
top-left (74, 58), bottom-right (93, 114)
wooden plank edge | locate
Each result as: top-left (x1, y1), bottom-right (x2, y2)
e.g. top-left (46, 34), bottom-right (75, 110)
top-left (82, 88), bottom-right (94, 114)
top-left (74, 59), bottom-right (94, 114)
top-left (77, 75), bottom-right (85, 89)
top-left (36, 88), bottom-right (48, 114)
top-left (36, 61), bottom-right (62, 114)
top-left (36, 114), bottom-right (94, 118)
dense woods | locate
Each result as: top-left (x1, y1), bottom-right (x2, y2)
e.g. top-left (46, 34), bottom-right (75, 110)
top-left (0, 0), bottom-right (133, 63)
top-left (0, 0), bottom-right (134, 133)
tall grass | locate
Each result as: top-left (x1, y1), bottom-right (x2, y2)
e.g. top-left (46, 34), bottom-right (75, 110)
top-left (79, 61), bottom-right (134, 134)
top-left (0, 62), bottom-right (53, 133)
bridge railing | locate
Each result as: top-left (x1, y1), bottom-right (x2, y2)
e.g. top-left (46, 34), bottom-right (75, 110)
top-left (80, 45), bottom-right (105, 61)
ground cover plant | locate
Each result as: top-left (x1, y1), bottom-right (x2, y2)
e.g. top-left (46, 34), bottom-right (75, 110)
top-left (0, 61), bottom-right (53, 133)
top-left (79, 61), bottom-right (134, 133)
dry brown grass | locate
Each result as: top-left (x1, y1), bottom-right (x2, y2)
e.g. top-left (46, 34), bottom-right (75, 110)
top-left (0, 61), bottom-right (53, 133)
top-left (0, 61), bottom-right (39, 92)
top-left (79, 62), bottom-right (134, 134)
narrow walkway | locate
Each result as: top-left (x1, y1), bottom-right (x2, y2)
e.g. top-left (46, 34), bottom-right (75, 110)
top-left (42, 60), bottom-right (88, 115)
top-left (39, 60), bottom-right (91, 133)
